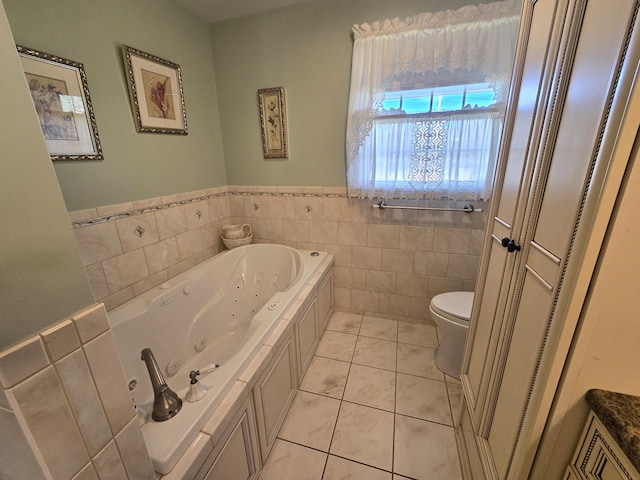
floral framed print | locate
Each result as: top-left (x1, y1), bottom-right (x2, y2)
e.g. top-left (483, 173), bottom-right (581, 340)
top-left (258, 87), bottom-right (288, 158)
top-left (122, 45), bottom-right (188, 134)
top-left (17, 45), bottom-right (103, 161)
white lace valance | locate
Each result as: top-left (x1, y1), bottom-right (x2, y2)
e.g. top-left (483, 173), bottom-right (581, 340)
top-left (353, 0), bottom-right (521, 37)
top-left (351, 0), bottom-right (521, 80)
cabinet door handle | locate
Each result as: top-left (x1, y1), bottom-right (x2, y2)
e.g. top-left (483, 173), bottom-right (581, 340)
top-left (501, 237), bottom-right (521, 253)
top-left (507, 239), bottom-right (521, 252)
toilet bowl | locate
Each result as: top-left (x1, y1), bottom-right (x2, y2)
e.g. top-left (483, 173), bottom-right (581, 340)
top-left (429, 291), bottom-right (474, 379)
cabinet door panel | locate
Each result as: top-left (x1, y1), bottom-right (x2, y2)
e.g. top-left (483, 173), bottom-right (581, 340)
top-left (205, 419), bottom-right (251, 480)
top-left (253, 336), bottom-right (297, 462)
top-left (487, 270), bottom-right (555, 478)
top-left (495, 0), bottom-right (560, 227)
top-left (533, 0), bottom-right (636, 258)
top-left (461, 0), bottom-right (560, 429)
top-left (465, 235), bottom-right (511, 415)
top-left (316, 274), bottom-right (333, 338)
top-left (197, 397), bottom-right (260, 480)
top-left (297, 300), bottom-right (318, 378)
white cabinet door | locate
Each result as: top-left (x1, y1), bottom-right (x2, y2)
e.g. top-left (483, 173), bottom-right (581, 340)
top-left (296, 299), bottom-right (318, 379)
top-left (315, 273), bottom-right (333, 339)
top-left (197, 396), bottom-right (260, 480)
top-left (253, 333), bottom-right (297, 463)
top-left (461, 0), bottom-right (562, 431)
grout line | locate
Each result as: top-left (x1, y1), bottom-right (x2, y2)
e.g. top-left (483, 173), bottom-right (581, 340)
top-left (393, 329), bottom-right (398, 477)
top-left (319, 313), bottom-right (362, 479)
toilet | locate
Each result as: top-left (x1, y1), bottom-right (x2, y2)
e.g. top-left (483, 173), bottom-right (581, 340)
top-left (429, 291), bottom-right (474, 380)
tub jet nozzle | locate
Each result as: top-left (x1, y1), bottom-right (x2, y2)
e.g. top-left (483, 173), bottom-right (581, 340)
top-left (140, 348), bottom-right (182, 421)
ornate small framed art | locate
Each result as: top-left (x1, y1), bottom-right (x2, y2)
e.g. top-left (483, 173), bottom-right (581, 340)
top-left (122, 45), bottom-right (188, 134)
top-left (258, 87), bottom-right (288, 158)
top-left (16, 45), bottom-right (103, 161)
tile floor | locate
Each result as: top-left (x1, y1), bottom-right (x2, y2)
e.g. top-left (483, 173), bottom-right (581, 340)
top-left (259, 311), bottom-right (465, 480)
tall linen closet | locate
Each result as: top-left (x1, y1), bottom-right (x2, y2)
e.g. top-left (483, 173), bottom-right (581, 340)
top-left (456, 0), bottom-right (640, 478)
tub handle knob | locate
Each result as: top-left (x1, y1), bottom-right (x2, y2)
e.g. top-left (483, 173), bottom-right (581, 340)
top-left (185, 369), bottom-right (209, 403)
top-left (189, 370), bottom-right (200, 384)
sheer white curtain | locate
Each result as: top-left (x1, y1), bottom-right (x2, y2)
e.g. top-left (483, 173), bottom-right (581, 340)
top-left (345, 0), bottom-right (521, 200)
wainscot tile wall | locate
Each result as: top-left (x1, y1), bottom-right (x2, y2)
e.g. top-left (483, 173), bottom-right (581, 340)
top-left (0, 303), bottom-right (156, 480)
top-left (70, 186), bottom-right (487, 323)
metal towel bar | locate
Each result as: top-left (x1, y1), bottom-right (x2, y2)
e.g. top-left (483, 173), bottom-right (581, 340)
top-left (371, 199), bottom-right (483, 213)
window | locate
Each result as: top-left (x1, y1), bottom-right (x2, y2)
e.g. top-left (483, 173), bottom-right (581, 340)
top-left (370, 82), bottom-right (503, 197)
top-left (345, 1), bottom-right (521, 201)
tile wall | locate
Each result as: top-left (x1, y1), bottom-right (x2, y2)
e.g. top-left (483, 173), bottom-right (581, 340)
top-left (0, 303), bottom-right (155, 480)
top-left (70, 186), bottom-right (487, 322)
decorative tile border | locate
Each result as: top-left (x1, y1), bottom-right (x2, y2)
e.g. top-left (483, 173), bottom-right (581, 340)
top-left (71, 188), bottom-right (347, 229)
top-left (71, 191), bottom-right (228, 228)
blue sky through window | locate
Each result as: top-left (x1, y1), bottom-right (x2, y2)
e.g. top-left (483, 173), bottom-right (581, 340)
top-left (380, 82), bottom-right (496, 115)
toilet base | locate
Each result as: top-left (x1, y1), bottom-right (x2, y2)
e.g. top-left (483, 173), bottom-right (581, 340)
top-left (434, 327), bottom-right (466, 380)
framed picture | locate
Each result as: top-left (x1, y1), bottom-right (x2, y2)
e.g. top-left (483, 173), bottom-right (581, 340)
top-left (122, 45), bottom-right (188, 134)
top-left (258, 87), bottom-right (288, 158)
top-left (17, 45), bottom-right (103, 161)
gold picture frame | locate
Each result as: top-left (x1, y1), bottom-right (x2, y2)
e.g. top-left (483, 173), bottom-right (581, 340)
top-left (17, 45), bottom-right (103, 161)
top-left (258, 87), bottom-right (288, 158)
top-left (122, 45), bottom-right (188, 134)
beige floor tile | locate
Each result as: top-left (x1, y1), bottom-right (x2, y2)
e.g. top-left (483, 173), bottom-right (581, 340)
top-left (359, 316), bottom-right (398, 341)
top-left (267, 313), bottom-right (465, 480)
top-left (397, 321), bottom-right (438, 348)
top-left (396, 343), bottom-right (444, 380)
top-left (327, 312), bottom-right (363, 334)
top-left (323, 455), bottom-right (392, 480)
top-left (446, 381), bottom-right (464, 427)
top-left (394, 414), bottom-right (462, 480)
top-left (343, 364), bottom-right (395, 412)
top-left (352, 336), bottom-right (397, 371)
top-left (315, 330), bottom-right (358, 362)
top-left (278, 391), bottom-right (341, 451)
top-left (330, 402), bottom-right (394, 471)
top-left (260, 439), bottom-right (327, 480)
top-left (299, 356), bottom-right (350, 398)
top-left (396, 374), bottom-right (452, 425)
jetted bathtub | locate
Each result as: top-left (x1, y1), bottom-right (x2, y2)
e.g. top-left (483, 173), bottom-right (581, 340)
top-left (107, 243), bottom-right (331, 475)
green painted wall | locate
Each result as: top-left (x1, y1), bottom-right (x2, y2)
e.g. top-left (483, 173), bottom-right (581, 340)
top-left (0, 0), bottom-right (485, 348)
top-left (4, 0), bottom-right (227, 212)
top-left (4, 0), bottom-right (483, 208)
top-left (210, 0), bottom-right (481, 187)
top-left (0, 3), bottom-right (94, 349)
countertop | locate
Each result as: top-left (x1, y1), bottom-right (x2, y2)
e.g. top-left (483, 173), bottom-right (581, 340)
top-left (586, 388), bottom-right (640, 473)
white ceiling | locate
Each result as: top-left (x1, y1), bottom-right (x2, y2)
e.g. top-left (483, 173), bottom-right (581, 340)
top-left (172, 0), bottom-right (331, 23)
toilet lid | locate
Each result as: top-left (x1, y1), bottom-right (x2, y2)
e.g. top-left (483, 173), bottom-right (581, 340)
top-left (431, 291), bottom-right (474, 321)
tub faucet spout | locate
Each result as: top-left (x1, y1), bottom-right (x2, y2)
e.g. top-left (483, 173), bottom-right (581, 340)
top-left (140, 348), bottom-right (182, 422)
